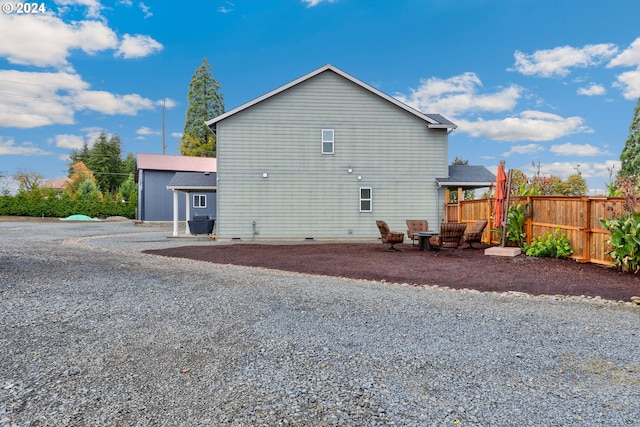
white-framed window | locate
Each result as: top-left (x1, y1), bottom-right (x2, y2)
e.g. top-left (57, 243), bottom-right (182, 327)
top-left (359, 187), bottom-right (372, 212)
top-left (322, 129), bottom-right (334, 155)
top-left (193, 194), bottom-right (207, 208)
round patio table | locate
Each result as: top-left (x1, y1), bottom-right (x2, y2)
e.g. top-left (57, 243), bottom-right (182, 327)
top-left (414, 231), bottom-right (439, 251)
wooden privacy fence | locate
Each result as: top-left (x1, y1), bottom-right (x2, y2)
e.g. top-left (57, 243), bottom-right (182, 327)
top-left (451, 196), bottom-right (627, 266)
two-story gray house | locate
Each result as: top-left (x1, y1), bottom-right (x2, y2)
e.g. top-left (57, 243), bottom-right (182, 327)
top-left (206, 64), bottom-right (457, 240)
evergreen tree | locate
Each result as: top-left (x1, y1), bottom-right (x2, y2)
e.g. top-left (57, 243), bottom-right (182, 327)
top-left (119, 173), bottom-right (137, 203)
top-left (67, 132), bottom-right (128, 195)
top-left (619, 97), bottom-right (640, 179)
top-left (68, 139), bottom-right (90, 176)
top-left (123, 153), bottom-right (136, 176)
top-left (77, 179), bottom-right (102, 201)
top-left (91, 132), bottom-right (124, 194)
top-left (181, 57), bottom-right (224, 157)
top-left (452, 156), bottom-right (469, 165)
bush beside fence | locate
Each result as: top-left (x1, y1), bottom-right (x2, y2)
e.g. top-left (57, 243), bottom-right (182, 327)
top-left (454, 196), bottom-right (627, 267)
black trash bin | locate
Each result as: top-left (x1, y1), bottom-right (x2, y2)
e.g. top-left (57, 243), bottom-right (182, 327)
top-left (188, 215), bottom-right (215, 235)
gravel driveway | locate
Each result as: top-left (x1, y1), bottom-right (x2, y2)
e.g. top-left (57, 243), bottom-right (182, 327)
top-left (1, 220), bottom-right (639, 426)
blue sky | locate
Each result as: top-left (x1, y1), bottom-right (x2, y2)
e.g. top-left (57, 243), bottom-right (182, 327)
top-left (2, 0), bottom-right (640, 194)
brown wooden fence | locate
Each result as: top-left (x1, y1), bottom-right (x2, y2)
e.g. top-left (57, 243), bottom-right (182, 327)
top-left (449, 196), bottom-right (627, 266)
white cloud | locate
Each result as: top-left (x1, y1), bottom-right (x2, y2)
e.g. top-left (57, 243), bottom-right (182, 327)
top-left (0, 70), bottom-right (156, 128)
top-left (55, 134), bottom-right (85, 149)
top-left (550, 142), bottom-right (610, 156)
top-left (588, 159), bottom-right (621, 179)
top-left (510, 43), bottom-right (618, 78)
top-left (54, 0), bottom-right (104, 18)
top-left (608, 37), bottom-right (640, 67)
top-left (612, 69), bottom-right (640, 100)
top-left (156, 98), bottom-right (177, 108)
top-left (217, 1), bottom-right (234, 13)
top-left (501, 144), bottom-right (544, 157)
top-left (577, 83), bottom-right (606, 96)
top-left (136, 127), bottom-right (161, 139)
top-left (607, 38), bottom-right (640, 99)
top-left (456, 111), bottom-right (590, 142)
top-left (74, 90), bottom-right (155, 115)
top-left (139, 2), bottom-right (152, 18)
top-left (520, 160), bottom-right (620, 181)
top-left (116, 34), bottom-right (163, 59)
top-left (0, 13), bottom-right (118, 69)
top-left (302, 0), bottom-right (336, 6)
top-left (171, 132), bottom-right (183, 138)
top-left (0, 70), bottom-right (86, 127)
top-left (396, 72), bottom-right (522, 118)
top-left (0, 136), bottom-right (52, 155)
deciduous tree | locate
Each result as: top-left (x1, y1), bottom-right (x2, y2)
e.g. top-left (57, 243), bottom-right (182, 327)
top-left (64, 162), bottom-right (97, 199)
top-left (13, 170), bottom-right (43, 192)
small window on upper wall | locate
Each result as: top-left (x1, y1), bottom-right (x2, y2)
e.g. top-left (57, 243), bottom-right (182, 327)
top-left (194, 194), bottom-right (206, 208)
top-left (322, 129), bottom-right (334, 154)
top-left (360, 187), bottom-right (372, 212)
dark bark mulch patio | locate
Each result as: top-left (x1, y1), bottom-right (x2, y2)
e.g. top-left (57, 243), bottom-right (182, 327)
top-left (144, 242), bottom-right (640, 303)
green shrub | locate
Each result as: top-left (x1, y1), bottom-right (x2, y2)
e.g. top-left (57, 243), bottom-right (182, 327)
top-left (600, 213), bottom-right (640, 273)
top-left (524, 228), bottom-right (573, 259)
top-left (0, 190), bottom-right (136, 219)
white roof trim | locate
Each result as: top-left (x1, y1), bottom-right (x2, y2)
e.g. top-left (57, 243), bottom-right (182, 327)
top-left (166, 185), bottom-right (217, 191)
top-left (436, 181), bottom-right (494, 187)
top-left (427, 124), bottom-right (455, 129)
top-left (206, 64), bottom-right (456, 129)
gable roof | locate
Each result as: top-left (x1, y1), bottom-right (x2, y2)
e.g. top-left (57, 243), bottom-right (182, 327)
top-left (137, 153), bottom-right (217, 173)
top-left (436, 165), bottom-right (496, 188)
top-left (166, 171), bottom-right (217, 191)
top-left (206, 64), bottom-right (457, 130)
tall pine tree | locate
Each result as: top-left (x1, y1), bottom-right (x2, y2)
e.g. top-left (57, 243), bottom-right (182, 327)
top-left (619, 97), bottom-right (640, 179)
top-left (181, 57), bottom-right (225, 157)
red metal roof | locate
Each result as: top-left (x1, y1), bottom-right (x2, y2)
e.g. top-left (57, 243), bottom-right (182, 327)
top-left (136, 153), bottom-right (217, 172)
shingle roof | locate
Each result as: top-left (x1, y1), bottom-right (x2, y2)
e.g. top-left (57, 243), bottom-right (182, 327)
top-left (436, 165), bottom-right (496, 187)
top-left (137, 153), bottom-right (217, 173)
top-left (166, 171), bottom-right (217, 191)
top-left (206, 64), bottom-right (457, 130)
top-left (425, 114), bottom-right (456, 127)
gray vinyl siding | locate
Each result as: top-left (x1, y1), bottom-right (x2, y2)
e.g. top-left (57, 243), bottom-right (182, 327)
top-left (138, 170), bottom-right (216, 221)
top-left (216, 70), bottom-right (448, 239)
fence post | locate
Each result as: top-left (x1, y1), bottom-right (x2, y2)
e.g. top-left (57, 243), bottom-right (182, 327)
top-left (525, 196), bottom-right (533, 245)
top-left (582, 197), bottom-right (591, 263)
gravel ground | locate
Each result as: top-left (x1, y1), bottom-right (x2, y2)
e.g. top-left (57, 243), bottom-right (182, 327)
top-left (1, 220), bottom-right (639, 426)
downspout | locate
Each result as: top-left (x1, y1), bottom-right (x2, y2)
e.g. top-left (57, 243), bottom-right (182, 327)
top-left (436, 181), bottom-right (441, 226)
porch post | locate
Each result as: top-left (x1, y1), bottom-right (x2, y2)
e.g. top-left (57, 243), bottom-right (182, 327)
top-left (457, 187), bottom-right (463, 222)
top-left (172, 189), bottom-right (179, 237)
top-left (185, 192), bottom-right (191, 235)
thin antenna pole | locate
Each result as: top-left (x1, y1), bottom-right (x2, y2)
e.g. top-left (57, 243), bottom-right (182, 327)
top-left (162, 99), bottom-right (166, 155)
